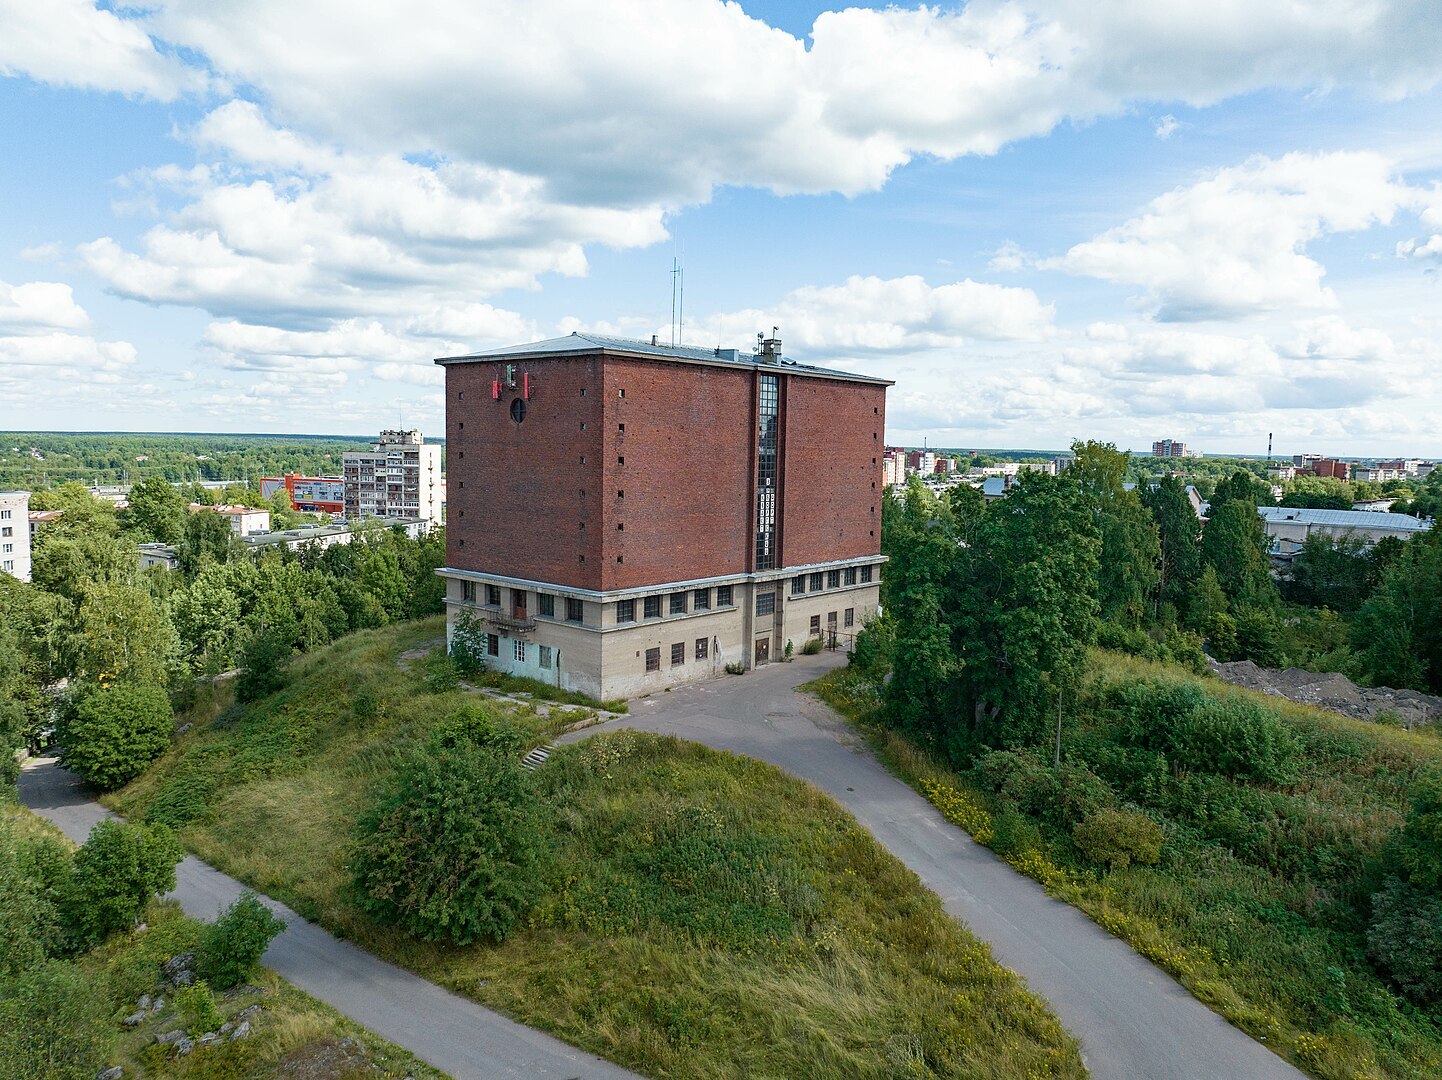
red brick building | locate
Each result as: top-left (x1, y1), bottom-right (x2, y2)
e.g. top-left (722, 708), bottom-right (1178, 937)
top-left (437, 332), bottom-right (890, 698)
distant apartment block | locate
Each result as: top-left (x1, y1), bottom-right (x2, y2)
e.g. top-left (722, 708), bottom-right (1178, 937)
top-left (343, 430), bottom-right (443, 526)
top-left (1310, 459), bottom-right (1351, 481)
top-left (1152, 439), bottom-right (1198, 458)
top-left (260, 473), bottom-right (345, 515)
top-left (189, 503), bottom-right (271, 536)
top-left (0, 491), bottom-right (31, 582)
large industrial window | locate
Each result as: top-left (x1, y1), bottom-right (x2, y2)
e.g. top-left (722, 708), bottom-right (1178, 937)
top-left (616, 598), bottom-right (635, 622)
top-left (644, 595), bottom-right (662, 619)
top-left (827, 569), bottom-right (841, 589)
top-left (486, 633), bottom-right (500, 656)
top-left (860, 566), bottom-right (873, 584)
top-left (671, 642), bottom-right (684, 666)
top-left (538, 593), bottom-right (555, 617)
top-left (717, 585), bottom-right (733, 606)
top-left (791, 576), bottom-right (805, 596)
top-left (844, 567), bottom-right (858, 586)
top-left (693, 589), bottom-right (710, 610)
top-left (809, 615), bottom-right (821, 636)
top-left (755, 373), bottom-right (778, 569)
top-left (695, 637), bottom-right (709, 660)
top-left (669, 592), bottom-right (687, 615)
top-left (461, 581), bottom-right (476, 602)
top-left (756, 591), bottom-right (775, 617)
top-left (645, 647), bottom-right (660, 672)
top-left (809, 572), bottom-right (823, 591)
top-left (844, 607), bottom-right (855, 627)
top-left (566, 597), bottom-right (584, 622)
top-left (513, 640), bottom-right (526, 662)
top-left (485, 584), bottom-right (501, 606)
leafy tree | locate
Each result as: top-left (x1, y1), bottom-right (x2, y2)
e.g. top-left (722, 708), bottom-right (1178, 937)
top-left (1368, 881), bottom-right (1442, 1006)
top-left (57, 683), bottom-right (173, 791)
top-left (1208, 469), bottom-right (1273, 512)
top-left (953, 472), bottom-right (1100, 748)
top-left (195, 892), bottom-right (285, 990)
top-left (1201, 500), bottom-right (1277, 610)
top-left (70, 582), bottom-right (174, 685)
top-left (1232, 606), bottom-right (1286, 667)
top-left (171, 562), bottom-right (246, 674)
top-left (350, 735), bottom-right (549, 945)
top-left (1071, 441), bottom-right (1160, 626)
top-left (0, 821), bottom-right (70, 977)
top-left (1283, 531), bottom-right (1373, 611)
top-left (449, 608), bottom-right (490, 677)
top-left (1354, 532), bottom-right (1442, 691)
top-left (66, 820), bottom-right (183, 947)
top-left (235, 628), bottom-right (292, 703)
top-left (123, 476), bottom-right (188, 544)
top-left (176, 508), bottom-right (236, 576)
top-left (1280, 475), bottom-right (1354, 511)
top-left (1142, 476), bottom-right (1202, 619)
top-left (30, 532), bottom-right (135, 603)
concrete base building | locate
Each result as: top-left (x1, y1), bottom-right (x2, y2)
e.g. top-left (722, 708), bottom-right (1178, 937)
top-left (436, 332), bottom-right (890, 701)
top-left (0, 491), bottom-right (31, 582)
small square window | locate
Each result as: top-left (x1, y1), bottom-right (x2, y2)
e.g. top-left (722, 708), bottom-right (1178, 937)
top-left (645, 647), bottom-right (660, 672)
top-left (695, 637), bottom-right (709, 660)
top-left (617, 598), bottom-right (636, 623)
top-left (671, 642), bottom-right (685, 666)
top-left (860, 566), bottom-right (873, 584)
top-left (756, 591), bottom-right (775, 616)
top-left (485, 584), bottom-right (501, 606)
top-left (539, 645), bottom-right (553, 669)
top-left (514, 639), bottom-right (526, 662)
top-left (809, 572), bottom-right (823, 591)
top-left (827, 569), bottom-right (841, 589)
top-left (669, 592), bottom-right (687, 615)
top-left (717, 585), bottom-right (733, 606)
top-left (566, 597), bottom-right (584, 623)
top-left (844, 567), bottom-right (858, 586)
top-left (539, 593), bottom-right (555, 617)
top-left (692, 589), bottom-right (709, 611)
top-left (644, 595), bottom-right (662, 619)
top-left (844, 607), bottom-right (855, 628)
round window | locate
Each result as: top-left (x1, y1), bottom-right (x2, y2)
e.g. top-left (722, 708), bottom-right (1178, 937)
top-left (510, 397), bottom-right (527, 423)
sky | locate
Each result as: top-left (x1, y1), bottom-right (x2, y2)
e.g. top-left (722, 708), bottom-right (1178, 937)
top-left (1, 1), bottom-right (1441, 457)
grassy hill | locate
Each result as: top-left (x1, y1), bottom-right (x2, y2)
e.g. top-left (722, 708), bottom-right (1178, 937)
top-left (815, 650), bottom-right (1442, 1080)
top-left (110, 618), bottom-right (1084, 1079)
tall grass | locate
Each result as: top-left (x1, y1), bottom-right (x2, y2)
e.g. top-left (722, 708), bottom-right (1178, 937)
top-left (109, 619), bottom-right (1084, 1079)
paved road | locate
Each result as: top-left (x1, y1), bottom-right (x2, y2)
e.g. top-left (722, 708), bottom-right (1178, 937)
top-left (18, 758), bottom-right (640, 1080)
top-left (558, 652), bottom-right (1306, 1080)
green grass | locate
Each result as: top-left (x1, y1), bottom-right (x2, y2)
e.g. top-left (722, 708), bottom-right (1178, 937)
top-left (467, 669), bottom-right (629, 713)
top-left (2, 804), bottom-right (443, 1080)
top-left (110, 619), bottom-right (1084, 1079)
top-left (809, 650), bottom-right (1442, 1080)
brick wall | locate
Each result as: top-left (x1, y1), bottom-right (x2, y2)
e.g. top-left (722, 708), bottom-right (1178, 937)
top-left (779, 375), bottom-right (886, 565)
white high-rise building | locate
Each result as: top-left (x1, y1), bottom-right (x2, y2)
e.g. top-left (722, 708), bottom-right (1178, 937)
top-left (343, 430), bottom-right (443, 526)
top-left (0, 491), bottom-right (32, 582)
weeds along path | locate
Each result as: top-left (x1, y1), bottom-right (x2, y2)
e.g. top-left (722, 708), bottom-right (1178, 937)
top-left (17, 756), bottom-right (642, 1080)
top-left (557, 652), bottom-right (1307, 1080)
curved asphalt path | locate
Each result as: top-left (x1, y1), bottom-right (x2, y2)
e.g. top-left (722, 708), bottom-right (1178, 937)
top-left (557, 651), bottom-right (1306, 1080)
top-left (18, 757), bottom-right (640, 1080)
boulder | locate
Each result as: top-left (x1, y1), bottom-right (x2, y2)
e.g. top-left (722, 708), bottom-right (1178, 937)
top-left (97, 1068), bottom-right (124, 1080)
top-left (121, 1011), bottom-right (147, 1028)
top-left (230, 1020), bottom-right (252, 1040)
top-left (155, 1029), bottom-right (186, 1046)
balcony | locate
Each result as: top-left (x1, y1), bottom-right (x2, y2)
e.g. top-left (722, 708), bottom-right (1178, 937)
top-left (489, 610), bottom-right (536, 634)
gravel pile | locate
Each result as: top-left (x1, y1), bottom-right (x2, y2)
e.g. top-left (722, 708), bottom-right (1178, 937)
top-left (1209, 660), bottom-right (1442, 729)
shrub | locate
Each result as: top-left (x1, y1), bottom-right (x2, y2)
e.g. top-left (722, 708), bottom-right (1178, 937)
top-left (801, 637), bottom-right (823, 656)
top-left (973, 748), bottom-right (1113, 829)
top-left (1072, 808), bottom-right (1164, 870)
top-left (0, 958), bottom-right (112, 1080)
top-left (66, 820), bottom-right (183, 947)
top-left (350, 740), bottom-right (550, 945)
top-left (195, 892), bottom-right (286, 990)
top-left (235, 629), bottom-right (291, 703)
top-left (174, 981), bottom-right (224, 1034)
top-left (57, 682), bottom-right (173, 790)
top-left (990, 808), bottom-right (1044, 857)
top-left (1205, 612), bottom-right (1238, 660)
top-left (421, 650), bottom-right (460, 693)
top-left (1233, 607), bottom-right (1286, 667)
top-left (1169, 698), bottom-right (1298, 784)
top-left (146, 765), bottom-right (216, 830)
top-left (0, 822), bottom-right (70, 978)
top-left (1368, 880), bottom-right (1442, 1006)
top-left (449, 610), bottom-right (489, 677)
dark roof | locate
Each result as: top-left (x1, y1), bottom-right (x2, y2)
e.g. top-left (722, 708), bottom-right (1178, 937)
top-left (434, 332), bottom-right (893, 386)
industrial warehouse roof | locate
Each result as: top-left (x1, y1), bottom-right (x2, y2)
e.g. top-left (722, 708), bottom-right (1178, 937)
top-left (434, 332), bottom-right (894, 386)
top-left (1255, 506), bottom-right (1432, 531)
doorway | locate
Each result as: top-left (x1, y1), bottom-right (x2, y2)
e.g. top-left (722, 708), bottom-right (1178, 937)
top-left (754, 637), bottom-right (770, 666)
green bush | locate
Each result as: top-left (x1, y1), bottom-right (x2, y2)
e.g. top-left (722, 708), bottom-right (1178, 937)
top-left (235, 629), bottom-right (291, 704)
top-left (1233, 607), bottom-right (1286, 667)
top-left (174, 981), bottom-right (224, 1034)
top-left (0, 958), bottom-right (112, 1080)
top-left (350, 739), bottom-right (550, 945)
top-left (0, 821), bottom-right (70, 978)
top-left (1205, 611), bottom-right (1238, 660)
top-left (195, 891), bottom-right (286, 990)
top-left (421, 650), bottom-right (460, 693)
top-left (1368, 880), bottom-right (1442, 1006)
top-left (973, 748), bottom-right (1113, 829)
top-left (989, 808), bottom-right (1044, 856)
top-left (1072, 808), bottom-right (1163, 869)
top-left (449, 609), bottom-right (489, 677)
top-left (66, 820), bottom-right (183, 947)
top-left (801, 637), bottom-right (823, 655)
top-left (57, 682), bottom-right (173, 790)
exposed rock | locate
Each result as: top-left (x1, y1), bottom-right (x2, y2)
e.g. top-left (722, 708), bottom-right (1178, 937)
top-left (234, 1003), bottom-right (264, 1023)
top-left (161, 953), bottom-right (195, 987)
top-left (1209, 659), bottom-right (1442, 727)
top-left (220, 1021), bottom-right (234, 1036)
top-left (198, 1032), bottom-right (222, 1048)
top-left (230, 1020), bottom-right (252, 1040)
top-left (175, 1037), bottom-right (194, 1056)
top-left (97, 1068), bottom-right (124, 1080)
top-left (155, 1029), bottom-right (187, 1046)
top-left (150, 995), bottom-right (165, 1014)
top-left (122, 1011), bottom-right (147, 1027)
top-left (137, 994), bottom-right (152, 1011)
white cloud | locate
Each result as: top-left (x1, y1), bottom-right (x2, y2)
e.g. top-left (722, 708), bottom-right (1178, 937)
top-left (0, 0), bottom-right (202, 100)
top-left (0, 280), bottom-right (90, 332)
top-left (1153, 114), bottom-right (1183, 139)
top-left (1053, 151), bottom-right (1422, 320)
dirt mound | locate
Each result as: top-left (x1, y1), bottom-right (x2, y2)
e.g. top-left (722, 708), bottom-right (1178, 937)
top-left (1208, 660), bottom-right (1442, 729)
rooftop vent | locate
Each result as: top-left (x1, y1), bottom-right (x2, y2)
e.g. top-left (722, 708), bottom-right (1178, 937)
top-left (755, 326), bottom-right (782, 364)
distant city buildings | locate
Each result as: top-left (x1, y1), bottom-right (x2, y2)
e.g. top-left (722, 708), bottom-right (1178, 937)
top-left (1152, 439), bottom-right (1200, 458)
top-left (260, 473), bottom-right (345, 515)
top-left (188, 503), bottom-right (270, 536)
top-left (343, 429), bottom-right (443, 526)
top-left (0, 491), bottom-right (32, 582)
top-left (1257, 506), bottom-right (1431, 562)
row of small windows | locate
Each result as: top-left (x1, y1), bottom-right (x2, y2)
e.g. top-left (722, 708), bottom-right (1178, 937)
top-left (618, 585), bottom-right (732, 623)
top-left (644, 637), bottom-right (711, 672)
top-left (461, 581), bottom-right (582, 622)
top-left (789, 564), bottom-right (874, 596)
top-left (479, 633), bottom-right (556, 670)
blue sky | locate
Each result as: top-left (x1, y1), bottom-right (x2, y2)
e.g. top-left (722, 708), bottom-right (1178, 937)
top-left (2, 1), bottom-right (1441, 456)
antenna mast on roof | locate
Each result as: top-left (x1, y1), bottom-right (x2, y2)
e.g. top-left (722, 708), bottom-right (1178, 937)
top-left (670, 256), bottom-right (685, 347)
